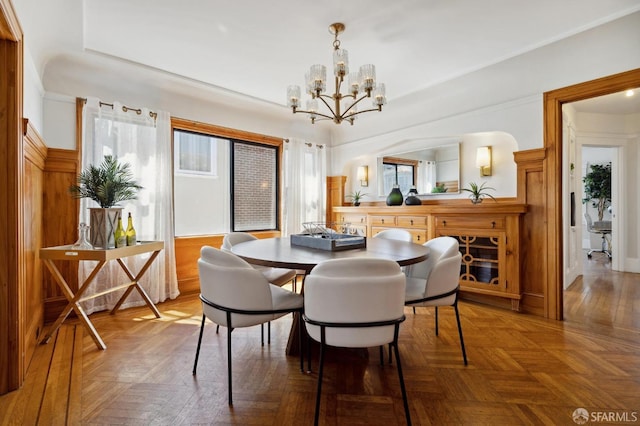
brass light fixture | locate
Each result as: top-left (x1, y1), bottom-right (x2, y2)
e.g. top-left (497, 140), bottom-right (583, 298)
top-left (286, 22), bottom-right (386, 125)
top-left (476, 146), bottom-right (492, 177)
top-left (357, 165), bottom-right (368, 186)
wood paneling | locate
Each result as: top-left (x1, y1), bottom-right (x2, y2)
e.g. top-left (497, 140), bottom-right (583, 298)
top-left (326, 175), bottom-right (346, 223)
top-left (22, 120), bottom-right (46, 376)
top-left (514, 148), bottom-right (546, 316)
top-left (42, 149), bottom-right (80, 322)
top-left (174, 231), bottom-right (281, 295)
top-left (0, 0), bottom-right (24, 395)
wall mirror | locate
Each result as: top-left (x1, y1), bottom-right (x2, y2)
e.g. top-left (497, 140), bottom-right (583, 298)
top-left (377, 143), bottom-right (460, 196)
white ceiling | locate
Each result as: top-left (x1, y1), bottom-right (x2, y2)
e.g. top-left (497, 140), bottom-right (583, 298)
top-left (570, 88), bottom-right (640, 114)
top-left (13, 0), bottom-right (640, 114)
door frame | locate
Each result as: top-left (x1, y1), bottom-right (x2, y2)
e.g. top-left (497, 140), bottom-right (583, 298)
top-left (544, 68), bottom-right (640, 320)
top-left (0, 0), bottom-right (25, 394)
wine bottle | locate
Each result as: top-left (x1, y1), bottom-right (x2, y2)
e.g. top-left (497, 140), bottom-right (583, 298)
top-left (126, 212), bottom-right (137, 246)
top-left (114, 216), bottom-right (126, 248)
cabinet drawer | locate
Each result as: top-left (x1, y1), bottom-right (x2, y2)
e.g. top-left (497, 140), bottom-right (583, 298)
top-left (372, 227), bottom-right (426, 244)
top-left (397, 216), bottom-right (427, 229)
top-left (337, 213), bottom-right (367, 226)
top-left (408, 229), bottom-right (427, 244)
top-left (369, 215), bottom-right (396, 226)
top-left (436, 216), bottom-right (505, 230)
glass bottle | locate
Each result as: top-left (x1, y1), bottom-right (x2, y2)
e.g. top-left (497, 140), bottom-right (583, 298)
top-left (114, 216), bottom-right (126, 248)
top-left (72, 223), bottom-right (93, 250)
top-left (126, 212), bottom-right (137, 246)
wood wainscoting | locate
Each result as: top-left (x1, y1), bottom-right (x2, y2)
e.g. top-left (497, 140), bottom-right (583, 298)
top-left (175, 231), bottom-right (282, 295)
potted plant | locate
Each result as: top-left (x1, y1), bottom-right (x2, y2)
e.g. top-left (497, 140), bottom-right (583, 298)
top-left (69, 155), bottom-right (142, 248)
top-left (582, 162), bottom-right (611, 221)
top-left (346, 190), bottom-right (367, 206)
top-left (461, 181), bottom-right (496, 204)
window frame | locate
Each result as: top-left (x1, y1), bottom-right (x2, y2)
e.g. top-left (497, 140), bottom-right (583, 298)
top-left (171, 117), bottom-right (284, 235)
top-left (173, 129), bottom-right (217, 176)
top-left (230, 139), bottom-right (279, 232)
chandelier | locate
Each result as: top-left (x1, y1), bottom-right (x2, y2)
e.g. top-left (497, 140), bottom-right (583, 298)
top-left (286, 22), bottom-right (386, 125)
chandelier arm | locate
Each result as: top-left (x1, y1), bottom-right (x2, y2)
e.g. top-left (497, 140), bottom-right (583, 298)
top-left (341, 105), bottom-right (383, 119)
top-left (315, 94), bottom-right (338, 117)
top-left (339, 93), bottom-right (368, 117)
top-left (340, 91), bottom-right (382, 118)
top-left (293, 108), bottom-right (336, 121)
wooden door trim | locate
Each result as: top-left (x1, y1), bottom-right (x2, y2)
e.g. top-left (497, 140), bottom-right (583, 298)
top-left (0, 0), bottom-right (24, 394)
top-left (544, 68), bottom-right (640, 320)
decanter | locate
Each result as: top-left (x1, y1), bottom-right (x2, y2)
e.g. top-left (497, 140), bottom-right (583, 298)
top-left (72, 223), bottom-right (93, 250)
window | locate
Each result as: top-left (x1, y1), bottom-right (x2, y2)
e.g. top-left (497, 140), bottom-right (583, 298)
top-left (174, 130), bottom-right (217, 176)
top-left (382, 160), bottom-right (416, 194)
top-left (232, 141), bottom-right (278, 231)
top-left (172, 118), bottom-right (282, 236)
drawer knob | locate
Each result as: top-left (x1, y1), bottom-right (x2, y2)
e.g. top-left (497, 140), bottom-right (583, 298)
top-left (410, 219), bottom-right (414, 225)
top-left (381, 219), bottom-right (384, 224)
top-left (416, 235), bottom-right (421, 241)
top-left (442, 220), bottom-right (447, 226)
top-left (491, 221), bottom-right (496, 228)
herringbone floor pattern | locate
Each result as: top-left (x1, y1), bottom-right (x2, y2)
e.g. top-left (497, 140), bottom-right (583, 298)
top-left (2, 256), bottom-right (639, 425)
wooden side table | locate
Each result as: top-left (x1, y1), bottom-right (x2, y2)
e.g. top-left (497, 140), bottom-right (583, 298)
top-left (39, 241), bottom-right (164, 350)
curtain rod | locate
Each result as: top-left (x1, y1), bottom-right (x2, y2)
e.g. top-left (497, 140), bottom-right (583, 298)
top-left (284, 139), bottom-right (324, 148)
top-left (99, 101), bottom-right (158, 119)
top-left (80, 98), bottom-right (157, 119)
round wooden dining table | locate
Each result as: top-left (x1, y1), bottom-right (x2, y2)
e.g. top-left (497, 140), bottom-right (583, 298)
top-left (231, 236), bottom-right (430, 359)
top-left (230, 236), bottom-right (429, 273)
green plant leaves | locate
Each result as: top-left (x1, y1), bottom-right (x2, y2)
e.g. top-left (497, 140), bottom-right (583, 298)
top-left (69, 155), bottom-right (143, 208)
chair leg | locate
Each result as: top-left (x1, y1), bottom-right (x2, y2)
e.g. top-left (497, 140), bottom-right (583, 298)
top-left (306, 327), bottom-right (312, 373)
top-left (268, 321), bottom-right (271, 344)
top-left (226, 324), bottom-right (233, 405)
top-left (412, 306), bottom-right (416, 314)
top-left (314, 330), bottom-right (327, 426)
top-left (261, 323), bottom-right (264, 346)
top-left (298, 312), bottom-right (304, 372)
top-left (216, 324), bottom-right (219, 334)
top-left (192, 314), bottom-right (206, 375)
top-left (379, 345), bottom-right (384, 365)
top-left (454, 304), bottom-right (468, 366)
top-left (435, 306), bottom-right (439, 336)
top-left (392, 341), bottom-right (412, 426)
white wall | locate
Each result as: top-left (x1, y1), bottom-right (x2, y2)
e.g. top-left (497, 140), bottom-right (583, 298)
top-left (565, 106), bottom-right (640, 276)
top-left (23, 46), bottom-right (44, 134)
top-left (22, 9), bottom-right (640, 236)
top-left (578, 114), bottom-right (640, 273)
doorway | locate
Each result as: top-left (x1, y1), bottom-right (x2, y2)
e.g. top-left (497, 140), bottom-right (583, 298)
top-left (544, 68), bottom-right (640, 321)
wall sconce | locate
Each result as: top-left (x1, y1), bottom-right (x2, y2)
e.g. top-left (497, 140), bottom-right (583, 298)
top-left (476, 146), bottom-right (492, 176)
top-left (357, 165), bottom-right (368, 187)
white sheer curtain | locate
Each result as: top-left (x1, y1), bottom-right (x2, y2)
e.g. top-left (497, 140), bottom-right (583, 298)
top-left (424, 160), bottom-right (437, 193)
top-left (79, 97), bottom-right (179, 314)
top-left (282, 138), bottom-right (327, 236)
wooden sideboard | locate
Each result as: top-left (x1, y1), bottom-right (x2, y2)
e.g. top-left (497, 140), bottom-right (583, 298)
top-left (332, 203), bottom-right (527, 310)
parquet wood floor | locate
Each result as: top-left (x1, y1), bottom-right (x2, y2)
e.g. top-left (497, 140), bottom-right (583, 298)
top-left (1, 255), bottom-right (638, 425)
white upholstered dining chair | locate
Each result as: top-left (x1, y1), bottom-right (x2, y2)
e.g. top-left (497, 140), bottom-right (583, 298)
top-left (221, 232), bottom-right (300, 343)
top-left (192, 246), bottom-right (304, 405)
top-left (303, 257), bottom-right (411, 426)
top-left (222, 232), bottom-right (298, 288)
top-left (373, 228), bottom-right (413, 242)
top-left (404, 236), bottom-right (467, 365)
